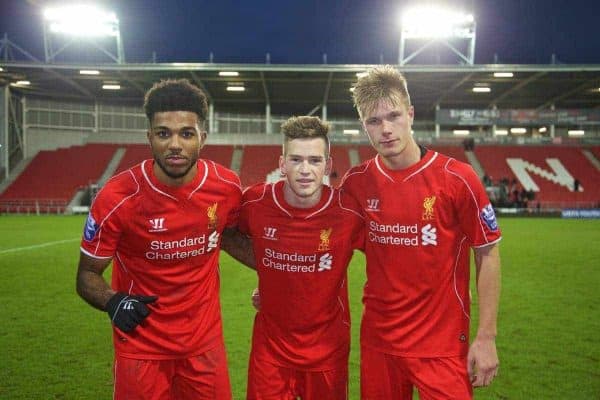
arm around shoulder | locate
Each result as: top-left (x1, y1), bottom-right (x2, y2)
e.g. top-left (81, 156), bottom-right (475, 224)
top-left (221, 227), bottom-right (256, 270)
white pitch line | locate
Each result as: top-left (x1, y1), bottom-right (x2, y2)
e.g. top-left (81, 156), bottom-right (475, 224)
top-left (0, 238), bottom-right (79, 255)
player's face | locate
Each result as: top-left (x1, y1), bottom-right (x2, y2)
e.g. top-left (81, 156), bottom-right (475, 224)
top-left (148, 111), bottom-right (206, 186)
top-left (362, 99), bottom-right (416, 168)
top-left (280, 137), bottom-right (332, 208)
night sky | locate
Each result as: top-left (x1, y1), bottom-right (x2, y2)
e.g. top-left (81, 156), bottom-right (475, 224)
top-left (1, 0), bottom-right (599, 65)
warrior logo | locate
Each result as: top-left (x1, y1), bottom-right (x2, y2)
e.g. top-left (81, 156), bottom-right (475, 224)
top-left (422, 196), bottom-right (436, 220)
top-left (318, 228), bottom-right (332, 251)
top-left (263, 227), bottom-right (278, 240)
top-left (366, 199), bottom-right (380, 212)
top-left (207, 203), bottom-right (218, 230)
top-left (149, 217), bottom-right (167, 232)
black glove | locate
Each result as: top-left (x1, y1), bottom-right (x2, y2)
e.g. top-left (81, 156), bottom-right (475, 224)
top-left (105, 292), bottom-right (158, 333)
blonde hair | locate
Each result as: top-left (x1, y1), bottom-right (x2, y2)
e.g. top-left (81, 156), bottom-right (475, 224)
top-left (352, 65), bottom-right (411, 120)
top-left (281, 116), bottom-right (330, 158)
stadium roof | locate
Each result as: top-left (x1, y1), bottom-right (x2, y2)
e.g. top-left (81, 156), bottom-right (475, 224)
top-left (1, 62), bottom-right (599, 119)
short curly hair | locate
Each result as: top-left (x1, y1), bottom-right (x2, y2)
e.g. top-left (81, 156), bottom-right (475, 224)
top-left (143, 78), bottom-right (208, 127)
top-left (281, 116), bottom-right (330, 158)
top-left (352, 65), bottom-right (411, 120)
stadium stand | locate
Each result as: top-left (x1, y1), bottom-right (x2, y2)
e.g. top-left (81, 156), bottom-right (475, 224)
top-left (112, 144), bottom-right (234, 176)
top-left (199, 145), bottom-right (235, 170)
top-left (427, 145), bottom-right (470, 164)
top-left (358, 145), bottom-right (377, 163)
top-left (474, 145), bottom-right (600, 209)
top-left (329, 145), bottom-right (352, 188)
top-left (0, 144), bottom-right (118, 213)
top-left (590, 146), bottom-right (600, 162)
top-left (113, 144), bottom-right (150, 174)
top-left (239, 145), bottom-right (281, 188)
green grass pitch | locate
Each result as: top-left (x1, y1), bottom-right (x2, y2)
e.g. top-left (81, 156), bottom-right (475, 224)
top-left (0, 215), bottom-right (599, 399)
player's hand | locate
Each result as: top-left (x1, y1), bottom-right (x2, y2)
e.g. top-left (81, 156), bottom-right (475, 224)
top-left (251, 288), bottom-right (260, 310)
top-left (105, 292), bottom-right (158, 333)
top-left (467, 336), bottom-right (499, 387)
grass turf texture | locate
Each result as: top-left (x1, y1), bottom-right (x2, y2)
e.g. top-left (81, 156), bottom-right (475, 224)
top-left (0, 215), bottom-right (598, 399)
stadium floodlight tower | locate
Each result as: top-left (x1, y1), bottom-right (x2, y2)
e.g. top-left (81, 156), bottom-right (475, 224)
top-left (42, 4), bottom-right (125, 63)
top-left (398, 6), bottom-right (476, 65)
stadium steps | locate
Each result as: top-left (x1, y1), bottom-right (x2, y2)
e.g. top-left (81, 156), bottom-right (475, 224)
top-left (0, 156), bottom-right (34, 195)
top-left (465, 150), bottom-right (485, 178)
top-left (97, 147), bottom-right (127, 186)
top-left (348, 148), bottom-right (360, 167)
top-left (230, 146), bottom-right (243, 173)
top-left (113, 144), bottom-right (151, 175)
top-left (582, 149), bottom-right (600, 172)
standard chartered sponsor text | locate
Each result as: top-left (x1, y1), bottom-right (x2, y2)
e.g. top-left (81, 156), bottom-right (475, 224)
top-left (263, 248), bottom-right (317, 272)
top-left (369, 221), bottom-right (420, 246)
top-left (146, 234), bottom-right (217, 260)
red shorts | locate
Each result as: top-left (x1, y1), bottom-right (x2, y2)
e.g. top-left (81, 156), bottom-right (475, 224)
top-left (360, 346), bottom-right (472, 400)
top-left (114, 345), bottom-right (232, 400)
top-left (247, 356), bottom-right (348, 400)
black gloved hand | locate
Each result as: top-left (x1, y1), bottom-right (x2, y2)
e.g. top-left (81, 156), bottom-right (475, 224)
top-left (105, 292), bottom-right (158, 333)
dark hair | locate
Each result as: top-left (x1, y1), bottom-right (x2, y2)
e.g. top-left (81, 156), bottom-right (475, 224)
top-left (143, 78), bottom-right (208, 126)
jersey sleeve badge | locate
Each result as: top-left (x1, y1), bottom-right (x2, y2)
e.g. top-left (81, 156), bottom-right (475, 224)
top-left (83, 213), bottom-right (99, 242)
top-left (480, 204), bottom-right (499, 231)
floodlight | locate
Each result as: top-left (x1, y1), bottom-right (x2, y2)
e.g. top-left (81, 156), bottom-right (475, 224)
top-left (398, 5), bottom-right (476, 65)
top-left (343, 129), bottom-right (360, 135)
top-left (401, 7), bottom-right (474, 39)
top-left (42, 4), bottom-right (125, 63)
top-left (80, 70), bottom-right (100, 75)
top-left (44, 5), bottom-right (118, 37)
top-left (226, 86), bottom-right (245, 92)
top-left (472, 87), bottom-right (491, 93)
top-left (494, 72), bottom-right (514, 78)
top-left (510, 127), bottom-right (527, 134)
top-left (494, 129), bottom-right (508, 136)
top-left (0, 67), bottom-right (4, 72)
top-left (219, 71), bottom-right (239, 77)
top-left (539, 127), bottom-right (547, 133)
top-left (568, 130), bottom-right (584, 136)
top-left (349, 87), bottom-right (355, 92)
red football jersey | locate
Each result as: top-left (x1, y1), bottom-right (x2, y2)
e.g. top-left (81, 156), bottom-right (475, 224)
top-left (238, 181), bottom-right (364, 370)
top-left (341, 150), bottom-right (501, 357)
top-left (80, 159), bottom-right (242, 359)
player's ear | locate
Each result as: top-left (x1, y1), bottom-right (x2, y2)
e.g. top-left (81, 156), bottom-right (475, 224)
top-left (325, 156), bottom-right (332, 176)
top-left (279, 154), bottom-right (286, 176)
top-left (199, 130), bottom-right (207, 150)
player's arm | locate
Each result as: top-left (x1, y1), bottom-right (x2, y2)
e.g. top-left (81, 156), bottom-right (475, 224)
top-left (76, 252), bottom-right (157, 332)
top-left (221, 227), bottom-right (256, 270)
top-left (76, 252), bottom-right (115, 311)
top-left (468, 242), bottom-right (501, 387)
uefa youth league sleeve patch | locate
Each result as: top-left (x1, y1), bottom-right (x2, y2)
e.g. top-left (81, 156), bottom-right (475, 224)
top-left (83, 213), bottom-right (100, 242)
top-left (480, 204), bottom-right (498, 232)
